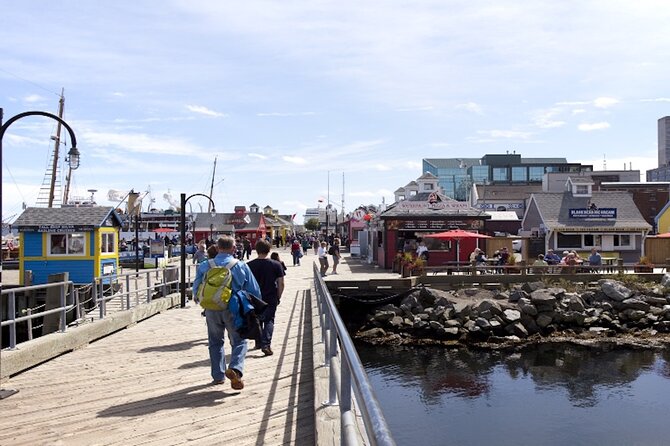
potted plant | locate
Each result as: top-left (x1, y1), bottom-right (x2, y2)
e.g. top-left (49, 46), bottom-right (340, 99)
top-left (400, 252), bottom-right (414, 277)
top-left (413, 256), bottom-right (426, 276)
top-left (634, 256), bottom-right (654, 273)
top-left (392, 252), bottom-right (403, 273)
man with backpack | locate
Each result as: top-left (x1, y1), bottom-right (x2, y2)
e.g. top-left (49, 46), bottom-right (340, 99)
top-left (247, 239), bottom-right (285, 357)
top-left (192, 236), bottom-right (261, 390)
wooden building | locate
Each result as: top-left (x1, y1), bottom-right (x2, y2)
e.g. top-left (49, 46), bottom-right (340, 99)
top-left (14, 207), bottom-right (123, 285)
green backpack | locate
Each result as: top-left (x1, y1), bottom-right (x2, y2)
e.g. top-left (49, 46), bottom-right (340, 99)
top-left (197, 258), bottom-right (239, 310)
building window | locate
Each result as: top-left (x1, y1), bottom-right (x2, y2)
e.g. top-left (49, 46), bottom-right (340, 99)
top-left (102, 233), bottom-right (116, 254)
top-left (492, 167), bottom-right (508, 181)
top-left (614, 234), bottom-right (631, 247)
top-left (48, 233), bottom-right (86, 256)
top-left (556, 233), bottom-right (581, 249)
top-left (583, 234), bottom-right (602, 247)
top-left (575, 185), bottom-right (589, 194)
top-left (511, 166), bottom-right (527, 182)
top-left (424, 183), bottom-right (434, 191)
top-left (528, 166), bottom-right (545, 181)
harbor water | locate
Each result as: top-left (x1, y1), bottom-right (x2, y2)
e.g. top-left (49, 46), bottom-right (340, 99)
top-left (357, 342), bottom-right (670, 446)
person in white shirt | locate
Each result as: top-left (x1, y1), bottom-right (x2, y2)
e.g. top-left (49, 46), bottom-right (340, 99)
top-left (317, 241), bottom-right (329, 277)
top-left (416, 239), bottom-right (429, 261)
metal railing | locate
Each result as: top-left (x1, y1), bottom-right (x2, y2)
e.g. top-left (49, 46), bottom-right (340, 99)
top-left (313, 263), bottom-right (396, 446)
top-left (1, 264), bottom-right (190, 350)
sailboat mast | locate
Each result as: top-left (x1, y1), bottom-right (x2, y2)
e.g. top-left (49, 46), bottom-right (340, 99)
top-left (208, 156), bottom-right (217, 212)
top-left (48, 89), bottom-right (65, 208)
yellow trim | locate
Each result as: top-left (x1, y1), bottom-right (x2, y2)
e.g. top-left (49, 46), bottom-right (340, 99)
top-left (19, 233), bottom-right (25, 285)
top-left (93, 229), bottom-right (101, 270)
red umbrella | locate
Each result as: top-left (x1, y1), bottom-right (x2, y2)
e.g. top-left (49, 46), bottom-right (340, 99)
top-left (425, 230), bottom-right (491, 263)
top-left (655, 232), bottom-right (670, 238)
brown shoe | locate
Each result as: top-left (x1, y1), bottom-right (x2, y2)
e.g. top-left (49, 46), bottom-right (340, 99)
top-left (261, 347), bottom-right (273, 356)
top-left (225, 368), bottom-right (244, 390)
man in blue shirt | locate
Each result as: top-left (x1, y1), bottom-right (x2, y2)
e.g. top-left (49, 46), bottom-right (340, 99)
top-left (193, 236), bottom-right (261, 390)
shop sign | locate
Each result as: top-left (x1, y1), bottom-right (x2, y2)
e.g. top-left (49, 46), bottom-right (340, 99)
top-left (397, 201), bottom-right (470, 211)
top-left (386, 219), bottom-right (483, 230)
top-left (569, 208), bottom-right (617, 219)
top-left (476, 203), bottom-right (523, 209)
top-left (20, 225), bottom-right (95, 233)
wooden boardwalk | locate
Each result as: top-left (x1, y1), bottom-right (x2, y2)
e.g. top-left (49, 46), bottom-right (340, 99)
top-left (0, 251), bottom-right (341, 446)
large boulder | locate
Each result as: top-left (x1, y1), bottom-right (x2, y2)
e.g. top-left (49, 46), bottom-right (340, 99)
top-left (600, 280), bottom-right (633, 302)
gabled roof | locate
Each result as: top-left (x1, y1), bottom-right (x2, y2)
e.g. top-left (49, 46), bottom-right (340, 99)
top-left (417, 171), bottom-right (438, 180)
top-left (191, 213), bottom-right (235, 232)
top-left (14, 207), bottom-right (123, 229)
top-left (381, 192), bottom-right (487, 218)
top-left (404, 181), bottom-right (418, 188)
top-left (528, 191), bottom-right (651, 231)
top-left (567, 176), bottom-right (594, 184)
top-left (394, 187), bottom-right (406, 193)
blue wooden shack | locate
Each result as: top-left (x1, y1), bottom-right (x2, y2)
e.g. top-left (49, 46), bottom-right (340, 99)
top-left (13, 207), bottom-right (123, 285)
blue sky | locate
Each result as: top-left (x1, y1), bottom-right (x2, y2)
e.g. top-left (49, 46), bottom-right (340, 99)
top-left (2, 1), bottom-right (670, 223)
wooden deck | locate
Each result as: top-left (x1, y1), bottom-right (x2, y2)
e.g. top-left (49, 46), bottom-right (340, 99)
top-left (0, 254), bottom-right (324, 445)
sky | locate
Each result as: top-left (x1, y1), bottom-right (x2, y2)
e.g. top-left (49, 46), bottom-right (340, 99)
top-left (2, 1), bottom-right (670, 223)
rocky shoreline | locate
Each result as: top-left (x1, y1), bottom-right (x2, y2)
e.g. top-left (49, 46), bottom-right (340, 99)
top-left (354, 275), bottom-right (670, 350)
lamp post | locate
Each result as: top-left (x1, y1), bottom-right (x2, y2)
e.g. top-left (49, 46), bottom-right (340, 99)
top-left (0, 108), bottom-right (80, 399)
top-left (180, 193), bottom-right (215, 308)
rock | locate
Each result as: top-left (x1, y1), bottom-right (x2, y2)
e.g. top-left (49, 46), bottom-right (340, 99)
top-left (536, 313), bottom-right (553, 328)
top-left (661, 273), bottom-right (670, 288)
top-left (444, 327), bottom-right (460, 336)
top-left (358, 328), bottom-right (386, 338)
top-left (413, 320), bottom-right (429, 330)
top-left (519, 301), bottom-right (538, 316)
top-left (642, 295), bottom-right (668, 307)
top-left (476, 299), bottom-right (502, 315)
top-left (444, 319), bottom-right (461, 328)
top-left (521, 281), bottom-right (545, 293)
top-left (389, 316), bottom-right (404, 328)
top-left (502, 309), bottom-right (522, 323)
top-left (509, 322), bottom-right (528, 337)
top-left (530, 290), bottom-right (558, 309)
top-left (429, 321), bottom-right (444, 331)
top-left (619, 298), bottom-right (651, 312)
top-left (509, 290), bottom-right (528, 303)
top-left (588, 327), bottom-right (610, 333)
top-left (565, 294), bottom-right (586, 312)
top-left (475, 317), bottom-right (491, 329)
top-left (373, 310), bottom-right (397, 323)
top-left (452, 302), bottom-right (471, 319)
top-left (620, 309), bottom-right (646, 321)
top-left (601, 280), bottom-right (633, 302)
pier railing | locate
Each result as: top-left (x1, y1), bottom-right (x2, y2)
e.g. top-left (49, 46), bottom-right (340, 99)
top-left (313, 263), bottom-right (396, 446)
top-left (1, 265), bottom-right (191, 350)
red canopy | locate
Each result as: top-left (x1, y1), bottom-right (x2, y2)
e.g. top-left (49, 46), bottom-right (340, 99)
top-left (153, 228), bottom-right (176, 233)
top-left (425, 229), bottom-right (491, 240)
top-left (655, 232), bottom-right (670, 238)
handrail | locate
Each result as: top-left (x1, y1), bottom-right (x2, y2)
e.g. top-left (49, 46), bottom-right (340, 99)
top-left (313, 262), bottom-right (396, 446)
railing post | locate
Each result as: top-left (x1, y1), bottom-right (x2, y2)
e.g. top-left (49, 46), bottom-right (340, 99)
top-left (328, 314), bottom-right (338, 405)
top-left (59, 282), bottom-right (67, 333)
top-left (74, 288), bottom-right (81, 322)
top-left (8, 290), bottom-right (17, 349)
top-left (26, 308), bottom-right (33, 341)
top-left (146, 270), bottom-right (151, 303)
top-left (125, 274), bottom-right (131, 309)
top-left (99, 279), bottom-right (105, 319)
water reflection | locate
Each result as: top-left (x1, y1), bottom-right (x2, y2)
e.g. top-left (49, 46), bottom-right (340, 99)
top-left (358, 343), bottom-right (670, 445)
top-left (358, 343), bottom-right (664, 407)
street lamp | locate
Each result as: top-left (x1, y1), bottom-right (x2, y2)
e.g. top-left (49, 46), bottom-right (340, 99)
top-left (0, 108), bottom-right (80, 400)
top-left (180, 193), bottom-right (215, 308)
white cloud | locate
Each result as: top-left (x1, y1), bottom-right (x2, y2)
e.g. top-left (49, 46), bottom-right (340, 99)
top-left (185, 105), bottom-right (226, 117)
top-left (249, 153), bottom-right (268, 160)
top-left (282, 155), bottom-right (307, 165)
top-left (593, 97), bottom-right (619, 108)
top-left (532, 108), bottom-right (565, 129)
top-left (23, 94), bottom-right (45, 103)
top-left (572, 109), bottom-right (586, 115)
top-left (641, 97), bottom-right (670, 103)
top-left (578, 122), bottom-right (610, 131)
top-left (456, 102), bottom-right (483, 114)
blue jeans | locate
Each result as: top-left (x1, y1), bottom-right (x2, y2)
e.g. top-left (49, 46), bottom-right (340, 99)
top-left (205, 309), bottom-right (247, 381)
top-left (259, 301), bottom-right (278, 349)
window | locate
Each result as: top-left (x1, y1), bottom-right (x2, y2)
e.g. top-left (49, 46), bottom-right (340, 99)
top-left (492, 167), bottom-right (508, 181)
top-left (614, 234), bottom-right (631, 247)
top-left (424, 183), bottom-right (434, 191)
top-left (556, 233), bottom-right (581, 249)
top-left (528, 166), bottom-right (545, 181)
top-left (575, 185), bottom-right (589, 194)
top-left (48, 233), bottom-right (86, 256)
top-left (583, 234), bottom-right (601, 247)
top-left (511, 166), bottom-right (527, 182)
top-left (102, 233), bottom-right (116, 253)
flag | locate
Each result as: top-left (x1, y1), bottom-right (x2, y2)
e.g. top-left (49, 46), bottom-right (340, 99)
top-left (291, 213), bottom-right (296, 220)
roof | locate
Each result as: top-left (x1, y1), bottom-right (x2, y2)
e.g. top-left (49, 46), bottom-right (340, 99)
top-left (568, 176), bottom-right (594, 184)
top-left (528, 191), bottom-right (652, 231)
top-left (404, 180), bottom-right (418, 188)
top-left (475, 184), bottom-right (543, 200)
top-left (520, 157), bottom-right (567, 164)
top-left (191, 213), bottom-right (236, 232)
top-left (13, 207), bottom-right (123, 229)
top-left (417, 171), bottom-right (438, 180)
top-left (423, 158), bottom-right (481, 169)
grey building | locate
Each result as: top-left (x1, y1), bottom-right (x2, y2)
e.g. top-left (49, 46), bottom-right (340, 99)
top-left (646, 116), bottom-right (670, 181)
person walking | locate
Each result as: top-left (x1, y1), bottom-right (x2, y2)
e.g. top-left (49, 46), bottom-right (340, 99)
top-left (270, 252), bottom-right (287, 273)
top-left (330, 238), bottom-right (342, 275)
top-left (192, 242), bottom-right (207, 264)
top-left (290, 238), bottom-right (302, 266)
top-left (242, 236), bottom-right (252, 260)
top-left (192, 236), bottom-right (261, 390)
top-left (247, 240), bottom-right (285, 356)
top-left (318, 241), bottom-right (329, 277)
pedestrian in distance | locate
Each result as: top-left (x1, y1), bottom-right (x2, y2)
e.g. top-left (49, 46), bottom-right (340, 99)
top-left (193, 242), bottom-right (207, 264)
top-left (192, 236), bottom-right (261, 391)
top-left (330, 238), bottom-right (342, 274)
top-left (270, 252), bottom-right (287, 273)
top-left (318, 241), bottom-right (329, 277)
top-left (247, 240), bottom-right (285, 357)
top-left (290, 238), bottom-right (302, 266)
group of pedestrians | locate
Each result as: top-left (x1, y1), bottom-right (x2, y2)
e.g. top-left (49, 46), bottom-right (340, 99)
top-left (318, 238), bottom-right (341, 277)
top-left (191, 236), bottom-right (286, 391)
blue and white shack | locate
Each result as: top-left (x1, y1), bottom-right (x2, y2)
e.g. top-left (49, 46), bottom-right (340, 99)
top-left (13, 207), bottom-right (124, 285)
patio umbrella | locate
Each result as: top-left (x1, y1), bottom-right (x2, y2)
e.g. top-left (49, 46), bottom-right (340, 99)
top-left (655, 232), bottom-right (670, 238)
top-left (425, 229), bottom-right (491, 263)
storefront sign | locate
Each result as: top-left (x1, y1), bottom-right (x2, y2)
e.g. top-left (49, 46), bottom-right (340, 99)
top-left (397, 201), bottom-right (470, 211)
top-left (386, 219), bottom-right (483, 230)
top-left (20, 225), bottom-right (95, 233)
top-left (476, 203), bottom-right (523, 209)
top-left (569, 208), bottom-right (617, 219)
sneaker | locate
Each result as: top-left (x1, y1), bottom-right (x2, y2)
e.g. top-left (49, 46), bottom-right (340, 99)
top-left (211, 379), bottom-right (225, 385)
top-left (225, 368), bottom-right (244, 390)
top-left (261, 347), bottom-right (274, 356)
